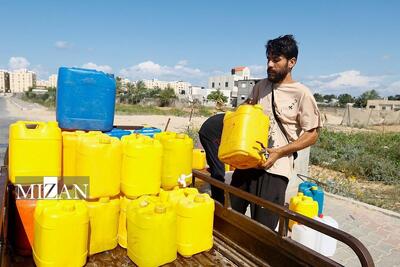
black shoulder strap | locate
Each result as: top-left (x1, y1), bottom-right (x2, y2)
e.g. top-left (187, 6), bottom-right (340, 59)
top-left (271, 85), bottom-right (298, 159)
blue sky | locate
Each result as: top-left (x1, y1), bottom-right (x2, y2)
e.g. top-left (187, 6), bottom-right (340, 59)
top-left (1, 0), bottom-right (399, 96)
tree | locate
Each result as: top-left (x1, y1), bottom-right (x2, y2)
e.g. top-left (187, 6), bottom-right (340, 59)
top-left (388, 95), bottom-right (400, 100)
top-left (353, 89), bottom-right (381, 108)
top-left (313, 93), bottom-right (324, 103)
top-left (159, 86), bottom-right (177, 107)
top-left (323, 94), bottom-right (337, 103)
top-left (207, 89), bottom-right (228, 103)
top-left (146, 87), bottom-right (162, 98)
top-left (338, 93), bottom-right (354, 107)
top-left (127, 81), bottom-right (147, 104)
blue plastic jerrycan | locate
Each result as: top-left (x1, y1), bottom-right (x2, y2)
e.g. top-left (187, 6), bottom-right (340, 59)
top-left (104, 128), bottom-right (131, 139)
top-left (56, 67), bottom-right (116, 131)
top-left (133, 127), bottom-right (162, 138)
top-left (298, 181), bottom-right (324, 216)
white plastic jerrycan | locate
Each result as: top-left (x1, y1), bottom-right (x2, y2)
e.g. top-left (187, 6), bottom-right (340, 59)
top-left (291, 224), bottom-right (318, 250)
top-left (314, 215), bottom-right (339, 256)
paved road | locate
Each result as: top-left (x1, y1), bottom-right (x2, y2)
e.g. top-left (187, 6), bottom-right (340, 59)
top-left (1, 96), bottom-right (400, 266)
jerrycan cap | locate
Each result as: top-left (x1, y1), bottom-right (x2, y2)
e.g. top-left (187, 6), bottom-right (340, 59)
top-left (311, 186), bottom-right (318, 191)
top-left (194, 194), bottom-right (206, 203)
top-left (154, 205), bottom-right (166, 214)
top-left (297, 192), bottom-right (304, 197)
top-left (99, 137), bottom-right (111, 144)
top-left (62, 202), bottom-right (76, 212)
top-left (139, 200), bottom-right (149, 207)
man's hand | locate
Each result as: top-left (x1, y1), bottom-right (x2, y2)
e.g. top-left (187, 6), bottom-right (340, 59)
top-left (258, 147), bottom-right (283, 169)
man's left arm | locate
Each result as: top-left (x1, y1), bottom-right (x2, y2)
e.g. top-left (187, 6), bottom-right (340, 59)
top-left (261, 128), bottom-right (319, 169)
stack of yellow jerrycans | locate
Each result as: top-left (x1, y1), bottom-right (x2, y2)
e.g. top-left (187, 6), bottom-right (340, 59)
top-left (63, 130), bottom-right (122, 257)
top-left (118, 134), bottom-right (163, 249)
top-left (218, 104), bottom-right (270, 169)
top-left (126, 187), bottom-right (215, 266)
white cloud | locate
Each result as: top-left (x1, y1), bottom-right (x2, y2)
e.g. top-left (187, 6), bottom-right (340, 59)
top-left (302, 70), bottom-right (400, 96)
top-left (248, 64), bottom-right (266, 79)
top-left (55, 41), bottom-right (72, 49)
top-left (81, 62), bottom-right (113, 73)
top-left (119, 60), bottom-right (205, 82)
top-left (8, 57), bottom-right (30, 70)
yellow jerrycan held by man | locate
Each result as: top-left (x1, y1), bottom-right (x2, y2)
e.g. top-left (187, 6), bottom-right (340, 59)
top-left (154, 132), bottom-right (193, 189)
top-left (127, 202), bottom-right (177, 267)
top-left (121, 134), bottom-right (163, 198)
top-left (86, 196), bottom-right (120, 255)
top-left (76, 134), bottom-right (121, 199)
top-left (289, 192), bottom-right (318, 229)
top-left (176, 193), bottom-right (215, 257)
top-left (33, 200), bottom-right (89, 267)
top-left (218, 104), bottom-right (269, 169)
top-left (9, 121), bottom-right (62, 184)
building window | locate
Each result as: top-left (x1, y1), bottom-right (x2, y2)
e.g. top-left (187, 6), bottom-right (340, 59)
top-left (369, 105), bottom-right (376, 109)
top-left (212, 82), bottom-right (214, 88)
top-left (225, 82), bottom-right (229, 87)
top-left (381, 106), bottom-right (386, 110)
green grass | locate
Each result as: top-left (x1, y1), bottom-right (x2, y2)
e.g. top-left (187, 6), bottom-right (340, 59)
top-left (115, 104), bottom-right (215, 117)
top-left (310, 129), bottom-right (400, 184)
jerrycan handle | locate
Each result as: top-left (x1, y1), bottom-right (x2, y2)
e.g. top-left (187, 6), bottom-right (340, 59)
top-left (20, 121), bottom-right (44, 130)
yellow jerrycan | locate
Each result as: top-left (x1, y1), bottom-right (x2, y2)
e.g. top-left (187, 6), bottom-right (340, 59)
top-left (76, 134), bottom-right (121, 199)
top-left (86, 196), bottom-right (120, 255)
top-left (127, 202), bottom-right (177, 267)
top-left (33, 200), bottom-right (89, 267)
top-left (9, 121), bottom-right (62, 184)
top-left (62, 131), bottom-right (101, 177)
top-left (289, 192), bottom-right (318, 229)
top-left (118, 195), bottom-right (160, 248)
top-left (218, 104), bottom-right (270, 169)
top-left (121, 134), bottom-right (163, 198)
top-left (177, 193), bottom-right (215, 257)
top-left (154, 132), bottom-right (193, 189)
top-left (159, 187), bottom-right (199, 208)
top-left (192, 149), bottom-right (206, 170)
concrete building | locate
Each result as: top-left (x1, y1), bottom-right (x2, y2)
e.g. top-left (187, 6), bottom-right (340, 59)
top-left (142, 79), bottom-right (191, 97)
top-left (9, 69), bottom-right (36, 93)
top-left (0, 70), bottom-right (10, 92)
top-left (48, 74), bottom-right (58, 88)
top-left (36, 80), bottom-right (50, 88)
top-left (208, 66), bottom-right (251, 105)
top-left (367, 99), bottom-right (400, 111)
top-left (236, 79), bottom-right (261, 106)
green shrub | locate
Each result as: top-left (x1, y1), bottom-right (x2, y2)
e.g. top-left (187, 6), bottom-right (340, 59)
top-left (310, 129), bottom-right (400, 184)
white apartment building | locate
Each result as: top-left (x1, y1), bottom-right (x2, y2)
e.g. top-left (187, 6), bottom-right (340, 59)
top-left (142, 79), bottom-right (191, 96)
top-left (36, 80), bottom-right (50, 88)
top-left (208, 66), bottom-right (251, 101)
top-left (0, 70), bottom-right (10, 92)
top-left (48, 74), bottom-right (58, 88)
top-left (9, 69), bottom-right (36, 93)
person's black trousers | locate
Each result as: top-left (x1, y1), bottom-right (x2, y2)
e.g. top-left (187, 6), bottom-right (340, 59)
top-left (230, 168), bottom-right (288, 230)
top-left (199, 133), bottom-right (225, 204)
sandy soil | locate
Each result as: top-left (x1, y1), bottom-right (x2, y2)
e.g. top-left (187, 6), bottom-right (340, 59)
top-left (3, 97), bottom-right (207, 132)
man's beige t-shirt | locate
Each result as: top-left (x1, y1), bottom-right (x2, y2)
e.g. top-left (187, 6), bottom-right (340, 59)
top-left (249, 78), bottom-right (322, 179)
